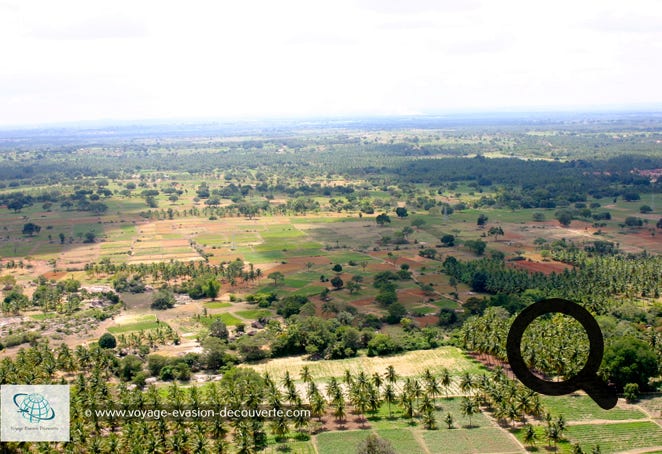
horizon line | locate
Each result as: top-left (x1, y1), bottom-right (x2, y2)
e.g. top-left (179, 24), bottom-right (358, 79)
top-left (2, 105), bottom-right (662, 131)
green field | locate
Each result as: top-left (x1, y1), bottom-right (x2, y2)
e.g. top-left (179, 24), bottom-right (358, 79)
top-left (541, 395), bottom-right (647, 421)
top-left (318, 429), bottom-right (427, 454)
top-left (201, 313), bottom-right (244, 326)
top-left (423, 427), bottom-right (522, 454)
top-left (29, 312), bottom-right (58, 320)
top-left (235, 309), bottom-right (272, 320)
top-left (108, 315), bottom-right (164, 334)
top-left (203, 301), bottom-right (232, 309)
top-left (263, 440), bottom-right (316, 454)
top-left (566, 421), bottom-right (662, 453)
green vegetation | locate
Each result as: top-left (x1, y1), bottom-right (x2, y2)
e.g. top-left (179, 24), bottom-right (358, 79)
top-left (201, 313), bottom-right (243, 327)
top-left (566, 421), bottom-right (662, 453)
top-left (540, 395), bottom-right (646, 421)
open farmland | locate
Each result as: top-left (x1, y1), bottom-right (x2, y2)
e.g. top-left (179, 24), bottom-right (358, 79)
top-left (0, 117), bottom-right (660, 453)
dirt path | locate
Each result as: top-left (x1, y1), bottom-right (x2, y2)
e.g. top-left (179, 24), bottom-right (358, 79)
top-left (411, 430), bottom-right (432, 454)
top-left (617, 448), bottom-right (662, 454)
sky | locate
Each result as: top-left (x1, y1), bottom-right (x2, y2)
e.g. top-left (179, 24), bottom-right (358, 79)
top-left (0, 0), bottom-right (660, 126)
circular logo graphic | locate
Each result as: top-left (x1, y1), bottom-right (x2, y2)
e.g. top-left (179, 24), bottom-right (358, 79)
top-left (13, 393), bottom-right (56, 423)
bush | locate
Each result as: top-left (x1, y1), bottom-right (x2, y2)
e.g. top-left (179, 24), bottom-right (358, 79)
top-left (624, 216), bottom-right (643, 227)
top-left (119, 355), bottom-right (143, 381)
top-left (330, 276), bottom-right (344, 289)
top-left (132, 372), bottom-right (148, 389)
top-left (147, 354), bottom-right (168, 376)
top-left (555, 210), bottom-right (573, 227)
top-left (464, 239), bottom-right (486, 256)
top-left (438, 308), bottom-right (458, 326)
top-left (0, 331), bottom-right (40, 349)
top-left (113, 274), bottom-right (146, 293)
top-left (367, 334), bottom-right (403, 356)
top-left (440, 234), bottom-right (456, 246)
top-left (209, 319), bottom-right (229, 339)
top-left (622, 191), bottom-right (640, 201)
top-left (275, 295), bottom-right (310, 318)
top-left (602, 336), bottom-right (659, 390)
top-left (99, 333), bottom-right (117, 349)
top-left (151, 289), bottom-right (176, 310)
top-left (385, 302), bottom-right (406, 324)
top-left (623, 383), bottom-right (640, 402)
top-left (357, 433), bottom-right (396, 454)
top-left (159, 366), bottom-right (175, 381)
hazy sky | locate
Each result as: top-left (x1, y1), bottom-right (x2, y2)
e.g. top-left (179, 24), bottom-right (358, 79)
top-left (0, 0), bottom-right (660, 126)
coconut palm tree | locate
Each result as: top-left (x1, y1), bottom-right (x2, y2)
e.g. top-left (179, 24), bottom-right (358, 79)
top-left (384, 365), bottom-right (398, 387)
top-left (459, 372), bottom-right (474, 395)
top-left (333, 396), bottom-right (346, 422)
top-left (300, 365), bottom-right (311, 384)
top-left (444, 412), bottom-right (454, 429)
top-left (310, 390), bottom-right (326, 422)
top-left (383, 383), bottom-right (397, 418)
top-left (461, 397), bottom-right (479, 428)
top-left (424, 374), bottom-right (442, 404)
top-left (440, 368), bottom-right (452, 399)
top-left (523, 424), bottom-right (537, 448)
top-left (371, 371), bottom-right (383, 391)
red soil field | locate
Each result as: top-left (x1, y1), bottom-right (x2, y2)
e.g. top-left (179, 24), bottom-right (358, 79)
top-left (509, 260), bottom-right (571, 275)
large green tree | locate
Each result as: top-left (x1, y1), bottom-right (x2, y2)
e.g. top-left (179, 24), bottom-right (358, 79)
top-left (602, 336), bottom-right (659, 390)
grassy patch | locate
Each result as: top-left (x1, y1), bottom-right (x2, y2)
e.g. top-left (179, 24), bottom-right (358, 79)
top-left (200, 313), bottom-right (243, 326)
top-left (282, 278), bottom-right (311, 289)
top-left (316, 431), bottom-right (372, 454)
top-left (203, 301), bottom-right (232, 309)
top-left (317, 429), bottom-right (426, 454)
top-left (410, 306), bottom-right (438, 316)
top-left (0, 242), bottom-right (34, 257)
top-left (108, 315), bottom-right (163, 334)
top-left (511, 425), bottom-right (572, 453)
top-left (73, 223), bottom-right (104, 237)
top-left (242, 250), bottom-right (286, 263)
top-left (565, 421), bottom-right (662, 453)
top-left (263, 440), bottom-right (316, 454)
top-left (235, 309), bottom-right (272, 320)
top-left (423, 426), bottom-right (523, 454)
top-left (327, 251), bottom-right (376, 264)
top-left (291, 285), bottom-right (327, 297)
top-left (540, 395), bottom-right (646, 421)
top-left (431, 298), bottom-right (460, 310)
top-left (29, 312), bottom-right (58, 320)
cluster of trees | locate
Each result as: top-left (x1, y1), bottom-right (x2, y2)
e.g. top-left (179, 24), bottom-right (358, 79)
top-left (442, 251), bottom-right (662, 313)
top-left (266, 311), bottom-right (442, 361)
top-left (372, 270), bottom-right (412, 324)
top-left (382, 155), bottom-right (657, 211)
top-left (459, 307), bottom-right (660, 391)
top-left (0, 334), bottom-right (548, 453)
top-left (2, 275), bottom-right (119, 316)
top-left (88, 258), bottom-right (261, 290)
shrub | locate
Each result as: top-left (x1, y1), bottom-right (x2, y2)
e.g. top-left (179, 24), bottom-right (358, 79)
top-left (151, 289), bottom-right (176, 310)
top-left (99, 333), bottom-right (117, 349)
top-left (624, 383), bottom-right (640, 402)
